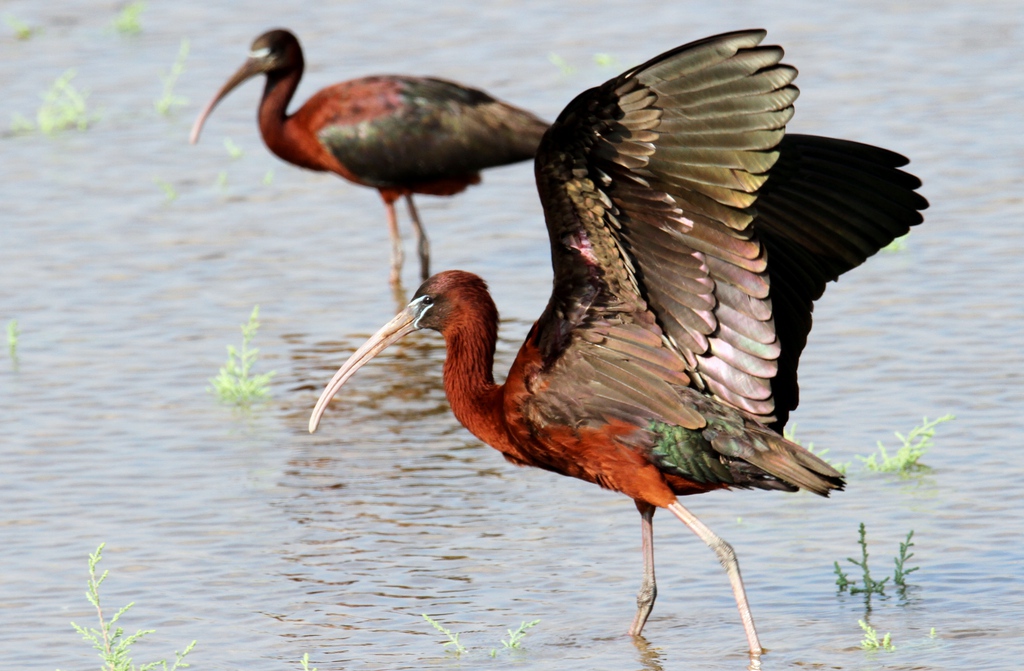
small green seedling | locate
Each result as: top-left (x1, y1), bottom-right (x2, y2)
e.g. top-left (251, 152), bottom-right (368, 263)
top-left (490, 619), bottom-right (540, 656)
top-left (784, 423), bottom-right (849, 474)
top-left (422, 614), bottom-right (467, 655)
top-left (7, 319), bottom-right (19, 360)
top-left (154, 179), bottom-right (177, 202)
top-left (860, 414), bottom-right (954, 475)
top-left (858, 619), bottom-right (895, 651)
top-left (548, 53), bottom-right (576, 76)
top-left (836, 524), bottom-right (919, 598)
top-left (883, 234), bottom-right (909, 252)
top-left (893, 530), bottom-right (919, 590)
top-left (113, 2), bottom-right (144, 35)
top-left (35, 69), bottom-right (92, 134)
top-left (847, 523), bottom-right (888, 596)
top-left (223, 137), bottom-right (244, 159)
top-left (59, 543), bottom-right (196, 671)
top-left (299, 653), bottom-right (318, 671)
top-left (6, 16), bottom-right (38, 39)
top-left (155, 38), bottom-right (189, 115)
top-left (209, 306), bottom-right (275, 405)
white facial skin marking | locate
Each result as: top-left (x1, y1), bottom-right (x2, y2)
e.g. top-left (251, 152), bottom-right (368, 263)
top-left (249, 47), bottom-right (272, 58)
top-left (410, 295), bottom-right (434, 328)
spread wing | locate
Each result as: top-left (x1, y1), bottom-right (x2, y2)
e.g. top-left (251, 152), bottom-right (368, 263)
top-left (756, 134), bottom-right (928, 428)
top-left (528, 29), bottom-right (796, 431)
top-left (525, 30), bottom-right (927, 436)
top-left (310, 77), bottom-right (549, 187)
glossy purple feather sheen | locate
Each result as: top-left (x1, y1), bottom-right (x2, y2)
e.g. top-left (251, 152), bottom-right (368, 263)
top-left (532, 30), bottom-right (926, 433)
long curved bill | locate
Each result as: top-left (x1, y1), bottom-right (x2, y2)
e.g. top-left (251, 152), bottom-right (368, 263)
top-left (189, 57), bottom-right (265, 145)
top-left (308, 299), bottom-right (430, 433)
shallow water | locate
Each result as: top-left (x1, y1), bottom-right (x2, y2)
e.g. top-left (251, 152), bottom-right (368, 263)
top-left (2, 1), bottom-right (1023, 669)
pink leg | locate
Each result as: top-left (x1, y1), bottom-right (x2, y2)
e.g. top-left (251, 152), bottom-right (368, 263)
top-left (404, 194), bottom-right (430, 281)
top-left (629, 500), bottom-right (658, 636)
top-left (382, 196), bottom-right (404, 284)
top-left (666, 501), bottom-right (762, 656)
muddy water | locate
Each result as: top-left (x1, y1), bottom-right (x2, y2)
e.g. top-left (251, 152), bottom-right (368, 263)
top-left (2, 1), bottom-right (1023, 669)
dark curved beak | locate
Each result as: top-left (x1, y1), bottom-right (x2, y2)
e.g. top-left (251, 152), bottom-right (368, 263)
top-left (189, 57), bottom-right (266, 145)
top-left (308, 298), bottom-right (432, 433)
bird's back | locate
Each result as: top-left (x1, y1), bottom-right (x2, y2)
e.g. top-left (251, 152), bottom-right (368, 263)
top-left (300, 76), bottom-right (548, 189)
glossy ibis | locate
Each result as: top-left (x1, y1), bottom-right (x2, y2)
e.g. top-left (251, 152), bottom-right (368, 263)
top-left (190, 29), bottom-right (548, 283)
top-left (309, 30), bottom-right (927, 655)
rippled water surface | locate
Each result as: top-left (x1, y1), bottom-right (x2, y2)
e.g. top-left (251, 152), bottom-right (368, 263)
top-left (2, 1), bottom-right (1023, 669)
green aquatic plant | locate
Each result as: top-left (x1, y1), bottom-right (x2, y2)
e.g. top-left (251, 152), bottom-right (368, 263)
top-left (113, 2), bottom-right (144, 35)
top-left (299, 653), bottom-right (318, 671)
top-left (216, 171), bottom-right (228, 188)
top-left (593, 53), bottom-right (616, 67)
top-left (59, 543), bottom-right (196, 671)
top-left (490, 619), bottom-right (540, 656)
top-left (6, 15), bottom-right (38, 39)
top-left (153, 179), bottom-right (177, 202)
top-left (860, 414), bottom-right (954, 475)
top-left (422, 614), bottom-right (467, 655)
top-left (263, 169), bottom-right (274, 185)
top-left (858, 619), bottom-right (895, 651)
top-left (836, 524), bottom-right (919, 598)
top-left (783, 423), bottom-right (849, 475)
top-left (839, 523), bottom-right (889, 596)
top-left (209, 306), bottom-right (275, 405)
top-left (893, 530), bottom-right (919, 591)
top-left (7, 319), bottom-right (19, 360)
top-left (883, 233), bottom-right (909, 252)
top-left (223, 137), bottom-right (244, 159)
top-left (155, 38), bottom-right (189, 115)
top-left (31, 69), bottom-right (92, 135)
top-left (548, 53), bottom-right (576, 76)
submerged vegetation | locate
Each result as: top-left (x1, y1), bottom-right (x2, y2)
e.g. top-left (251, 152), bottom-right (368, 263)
top-left (490, 619), bottom-right (541, 657)
top-left (883, 233), bottom-right (909, 252)
top-left (859, 415), bottom-right (955, 475)
top-left (155, 39), bottom-right (190, 115)
top-left (223, 137), bottom-right (244, 160)
top-left (835, 524), bottom-right (919, 599)
top-left (7, 319), bottom-right (19, 361)
top-left (153, 179), bottom-right (177, 202)
top-left (60, 544), bottom-right (196, 671)
top-left (422, 614), bottom-right (467, 656)
top-left (210, 306), bottom-right (275, 405)
top-left (858, 619), bottom-right (895, 651)
top-left (113, 2), bottom-right (145, 35)
top-left (13, 69), bottom-right (93, 135)
top-left (6, 15), bottom-right (39, 40)
top-left (422, 614), bottom-right (540, 658)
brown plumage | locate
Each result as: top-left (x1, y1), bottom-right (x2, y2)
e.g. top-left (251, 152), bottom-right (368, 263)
top-left (189, 29), bottom-right (548, 283)
top-left (309, 30), bottom-right (927, 656)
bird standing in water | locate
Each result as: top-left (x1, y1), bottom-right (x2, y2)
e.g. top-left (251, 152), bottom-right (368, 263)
top-left (309, 30), bottom-right (927, 657)
top-left (190, 29), bottom-right (548, 283)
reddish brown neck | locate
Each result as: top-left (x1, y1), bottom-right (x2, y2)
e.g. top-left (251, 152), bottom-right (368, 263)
top-left (440, 306), bottom-right (509, 452)
top-left (257, 61), bottom-right (303, 151)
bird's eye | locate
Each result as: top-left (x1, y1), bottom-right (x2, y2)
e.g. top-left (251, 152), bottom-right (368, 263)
top-left (421, 296), bottom-right (434, 305)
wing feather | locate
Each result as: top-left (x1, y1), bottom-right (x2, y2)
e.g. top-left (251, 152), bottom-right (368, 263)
top-left (522, 30), bottom-right (926, 459)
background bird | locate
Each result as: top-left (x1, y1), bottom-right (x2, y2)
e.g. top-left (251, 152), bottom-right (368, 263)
top-left (309, 29), bottom-right (927, 657)
top-left (190, 28), bottom-right (549, 283)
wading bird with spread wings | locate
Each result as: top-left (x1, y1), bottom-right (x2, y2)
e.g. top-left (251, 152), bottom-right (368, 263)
top-left (309, 30), bottom-right (927, 656)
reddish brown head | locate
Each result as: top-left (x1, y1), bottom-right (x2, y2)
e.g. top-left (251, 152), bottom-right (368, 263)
top-left (309, 271), bottom-right (497, 433)
top-left (189, 29), bottom-right (305, 144)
